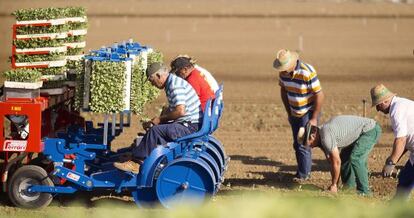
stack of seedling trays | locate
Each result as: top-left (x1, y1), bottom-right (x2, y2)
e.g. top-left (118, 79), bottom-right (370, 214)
top-left (11, 7), bottom-right (87, 95)
top-left (79, 39), bottom-right (162, 114)
top-left (64, 7), bottom-right (88, 86)
top-left (2, 68), bottom-right (43, 99)
top-left (77, 40), bottom-right (163, 144)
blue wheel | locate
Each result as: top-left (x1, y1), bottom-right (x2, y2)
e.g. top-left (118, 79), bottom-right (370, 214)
top-left (155, 158), bottom-right (215, 208)
top-left (131, 186), bottom-right (159, 208)
top-left (205, 143), bottom-right (224, 175)
top-left (208, 136), bottom-right (228, 169)
top-left (200, 152), bottom-right (221, 188)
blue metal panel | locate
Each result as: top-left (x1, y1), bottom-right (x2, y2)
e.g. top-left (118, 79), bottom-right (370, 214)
top-left (53, 166), bottom-right (94, 191)
top-left (90, 169), bottom-right (137, 191)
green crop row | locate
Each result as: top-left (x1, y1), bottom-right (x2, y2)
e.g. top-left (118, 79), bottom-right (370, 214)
top-left (3, 68), bottom-right (42, 82)
top-left (130, 50), bottom-right (162, 114)
top-left (12, 7), bottom-right (86, 21)
top-left (68, 22), bottom-right (88, 30)
top-left (73, 60), bottom-right (85, 110)
top-left (89, 61), bottom-right (126, 113)
top-left (16, 24), bottom-right (70, 35)
top-left (14, 38), bottom-right (64, 49)
top-left (15, 53), bottom-right (65, 63)
top-left (67, 48), bottom-right (84, 56)
top-left (65, 35), bottom-right (86, 43)
top-left (67, 60), bottom-right (83, 71)
top-left (37, 66), bottom-right (67, 75)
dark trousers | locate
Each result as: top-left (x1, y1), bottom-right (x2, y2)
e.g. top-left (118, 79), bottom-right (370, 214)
top-left (395, 159), bottom-right (414, 199)
top-left (132, 122), bottom-right (199, 159)
top-left (289, 111), bottom-right (313, 179)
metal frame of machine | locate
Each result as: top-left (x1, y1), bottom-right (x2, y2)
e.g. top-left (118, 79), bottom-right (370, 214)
top-left (0, 84), bottom-right (227, 209)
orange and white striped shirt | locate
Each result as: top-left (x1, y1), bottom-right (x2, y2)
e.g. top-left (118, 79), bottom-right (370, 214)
top-left (279, 60), bottom-right (322, 117)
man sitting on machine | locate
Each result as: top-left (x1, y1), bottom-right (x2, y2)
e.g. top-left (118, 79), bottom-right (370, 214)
top-left (113, 62), bottom-right (202, 174)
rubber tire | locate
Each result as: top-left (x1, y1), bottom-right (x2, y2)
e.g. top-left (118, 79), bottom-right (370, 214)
top-left (8, 165), bottom-right (54, 209)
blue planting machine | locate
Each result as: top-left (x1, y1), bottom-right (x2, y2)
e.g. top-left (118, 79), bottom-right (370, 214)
top-left (4, 84), bottom-right (227, 209)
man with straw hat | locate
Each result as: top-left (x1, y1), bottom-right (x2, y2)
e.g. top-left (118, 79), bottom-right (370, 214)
top-left (371, 84), bottom-right (414, 199)
top-left (274, 49), bottom-right (324, 180)
top-left (297, 115), bottom-right (381, 195)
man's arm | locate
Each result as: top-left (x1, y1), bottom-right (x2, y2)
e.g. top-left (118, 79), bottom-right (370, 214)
top-left (309, 91), bottom-right (324, 126)
top-left (154, 104), bottom-right (185, 124)
top-left (388, 137), bottom-right (407, 164)
top-left (382, 137), bottom-right (407, 177)
top-left (144, 105), bottom-right (186, 130)
top-left (327, 147), bottom-right (341, 192)
top-left (280, 86), bottom-right (291, 116)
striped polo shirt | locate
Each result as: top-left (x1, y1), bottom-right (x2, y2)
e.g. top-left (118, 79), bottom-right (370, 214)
top-left (165, 74), bottom-right (202, 123)
top-left (279, 60), bottom-right (322, 117)
top-left (320, 115), bottom-right (377, 154)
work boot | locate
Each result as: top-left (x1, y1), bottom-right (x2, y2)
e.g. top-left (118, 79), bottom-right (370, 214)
top-left (118, 152), bottom-right (133, 162)
top-left (113, 160), bottom-right (140, 174)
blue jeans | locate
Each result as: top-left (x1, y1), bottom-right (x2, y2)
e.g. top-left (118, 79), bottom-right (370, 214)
top-left (289, 111), bottom-right (314, 179)
top-left (395, 160), bottom-right (414, 199)
top-left (132, 122), bottom-right (199, 159)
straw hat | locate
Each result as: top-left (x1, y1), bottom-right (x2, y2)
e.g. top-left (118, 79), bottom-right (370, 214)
top-left (370, 84), bottom-right (396, 107)
top-left (297, 123), bottom-right (312, 146)
top-left (273, 49), bottom-right (299, 72)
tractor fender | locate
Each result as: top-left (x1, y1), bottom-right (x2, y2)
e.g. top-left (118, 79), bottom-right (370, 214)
top-left (138, 146), bottom-right (170, 187)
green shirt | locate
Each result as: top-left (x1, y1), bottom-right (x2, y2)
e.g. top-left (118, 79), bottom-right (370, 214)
top-left (320, 115), bottom-right (376, 154)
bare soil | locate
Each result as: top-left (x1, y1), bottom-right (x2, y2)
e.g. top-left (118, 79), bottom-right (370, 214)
top-left (0, 0), bottom-right (414, 207)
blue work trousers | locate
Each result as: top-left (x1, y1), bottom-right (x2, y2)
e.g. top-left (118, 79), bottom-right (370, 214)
top-left (132, 122), bottom-right (199, 159)
top-left (289, 111), bottom-right (314, 179)
top-left (395, 159), bottom-right (414, 199)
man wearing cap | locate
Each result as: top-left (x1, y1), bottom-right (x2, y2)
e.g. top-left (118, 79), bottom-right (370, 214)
top-left (273, 49), bottom-right (324, 180)
top-left (172, 55), bottom-right (219, 93)
top-left (299, 115), bottom-right (381, 194)
top-left (370, 84), bottom-right (414, 199)
top-left (113, 62), bottom-right (202, 173)
top-left (170, 56), bottom-right (216, 111)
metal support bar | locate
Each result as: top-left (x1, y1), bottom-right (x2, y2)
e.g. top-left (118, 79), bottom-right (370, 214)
top-left (127, 111), bottom-right (131, 127)
top-left (112, 113), bottom-right (116, 137)
top-left (120, 112), bottom-right (124, 130)
top-left (103, 114), bottom-right (109, 145)
top-left (28, 185), bottom-right (77, 194)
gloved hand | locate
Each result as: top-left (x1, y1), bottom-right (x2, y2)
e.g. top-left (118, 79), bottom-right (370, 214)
top-left (382, 160), bottom-right (396, 177)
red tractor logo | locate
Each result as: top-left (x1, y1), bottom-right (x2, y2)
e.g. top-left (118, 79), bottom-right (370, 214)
top-left (3, 140), bottom-right (27, 151)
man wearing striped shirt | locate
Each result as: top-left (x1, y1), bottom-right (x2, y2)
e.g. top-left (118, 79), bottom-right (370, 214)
top-left (114, 62), bottom-right (201, 173)
top-left (298, 115), bottom-right (381, 195)
top-left (273, 49), bottom-right (324, 180)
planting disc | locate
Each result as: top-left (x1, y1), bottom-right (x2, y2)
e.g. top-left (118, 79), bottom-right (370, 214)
top-left (199, 152), bottom-right (220, 187)
top-left (205, 142), bottom-right (224, 175)
top-left (131, 186), bottom-right (159, 208)
top-left (208, 136), bottom-right (228, 167)
top-left (155, 158), bottom-right (215, 208)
